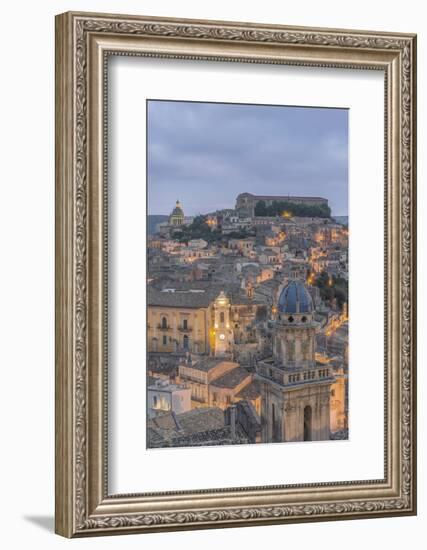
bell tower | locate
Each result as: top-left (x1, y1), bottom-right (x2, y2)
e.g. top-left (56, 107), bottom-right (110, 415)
top-left (257, 280), bottom-right (333, 443)
top-left (213, 291), bottom-right (233, 357)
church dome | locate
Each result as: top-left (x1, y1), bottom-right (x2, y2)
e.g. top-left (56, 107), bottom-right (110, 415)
top-left (171, 200), bottom-right (184, 217)
top-left (277, 281), bottom-right (313, 314)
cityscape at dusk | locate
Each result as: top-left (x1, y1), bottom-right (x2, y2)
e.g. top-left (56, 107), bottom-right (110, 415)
top-left (146, 100), bottom-right (349, 448)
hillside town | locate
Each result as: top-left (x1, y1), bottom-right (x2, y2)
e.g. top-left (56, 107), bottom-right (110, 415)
top-left (147, 193), bottom-right (349, 448)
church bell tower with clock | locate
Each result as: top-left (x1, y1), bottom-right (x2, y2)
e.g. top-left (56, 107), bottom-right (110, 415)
top-left (213, 291), bottom-right (234, 357)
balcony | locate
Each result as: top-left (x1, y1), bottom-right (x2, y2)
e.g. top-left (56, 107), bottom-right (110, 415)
top-left (157, 324), bottom-right (172, 331)
top-left (178, 325), bottom-right (193, 333)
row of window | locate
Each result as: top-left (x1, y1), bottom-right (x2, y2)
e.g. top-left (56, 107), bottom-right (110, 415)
top-left (286, 315), bottom-right (308, 323)
top-left (191, 384), bottom-right (207, 401)
top-left (159, 317), bottom-right (190, 330)
top-left (152, 335), bottom-right (190, 348)
top-left (212, 393), bottom-right (232, 405)
top-left (151, 395), bottom-right (171, 410)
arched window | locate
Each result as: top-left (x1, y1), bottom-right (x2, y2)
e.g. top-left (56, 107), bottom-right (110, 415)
top-left (288, 316), bottom-right (294, 323)
top-left (220, 312), bottom-right (225, 325)
top-left (303, 406), bottom-right (312, 441)
top-left (272, 403), bottom-right (281, 442)
top-left (161, 316), bottom-right (167, 329)
top-left (183, 335), bottom-right (189, 350)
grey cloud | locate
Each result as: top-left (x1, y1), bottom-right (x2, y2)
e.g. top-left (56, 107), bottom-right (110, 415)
top-left (148, 100), bottom-right (348, 216)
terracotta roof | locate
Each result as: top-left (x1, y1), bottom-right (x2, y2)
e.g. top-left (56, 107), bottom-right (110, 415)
top-left (184, 358), bottom-right (238, 374)
top-left (210, 367), bottom-right (252, 389)
top-left (236, 379), bottom-right (261, 400)
top-left (148, 285), bottom-right (263, 308)
top-left (148, 288), bottom-right (214, 308)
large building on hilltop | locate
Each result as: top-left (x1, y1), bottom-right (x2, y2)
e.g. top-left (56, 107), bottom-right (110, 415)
top-left (235, 192), bottom-right (329, 218)
top-left (157, 199), bottom-right (193, 236)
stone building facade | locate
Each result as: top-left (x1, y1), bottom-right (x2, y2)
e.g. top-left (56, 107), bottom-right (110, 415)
top-left (147, 289), bottom-right (212, 354)
top-left (330, 364), bottom-right (348, 432)
top-left (235, 192), bottom-right (329, 218)
top-left (147, 284), bottom-right (265, 356)
top-left (178, 357), bottom-right (261, 414)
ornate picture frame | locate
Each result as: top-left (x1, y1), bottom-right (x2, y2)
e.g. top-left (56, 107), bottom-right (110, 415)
top-left (55, 11), bottom-right (417, 537)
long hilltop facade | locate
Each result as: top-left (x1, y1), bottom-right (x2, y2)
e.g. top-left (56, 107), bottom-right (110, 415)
top-left (147, 193), bottom-right (349, 448)
top-left (236, 192), bottom-right (329, 218)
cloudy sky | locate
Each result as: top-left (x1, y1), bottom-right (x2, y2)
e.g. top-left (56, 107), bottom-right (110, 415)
top-left (147, 100), bottom-right (348, 216)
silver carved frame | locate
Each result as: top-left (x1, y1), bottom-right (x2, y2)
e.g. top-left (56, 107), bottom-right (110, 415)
top-left (55, 11), bottom-right (417, 537)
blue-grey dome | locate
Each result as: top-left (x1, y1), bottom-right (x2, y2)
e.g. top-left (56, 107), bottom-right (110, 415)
top-left (278, 281), bottom-right (313, 314)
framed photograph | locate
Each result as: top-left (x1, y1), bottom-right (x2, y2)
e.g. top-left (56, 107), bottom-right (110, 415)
top-left (55, 11), bottom-right (417, 537)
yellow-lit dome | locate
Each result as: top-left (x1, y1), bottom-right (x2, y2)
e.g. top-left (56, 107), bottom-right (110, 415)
top-left (169, 200), bottom-right (184, 226)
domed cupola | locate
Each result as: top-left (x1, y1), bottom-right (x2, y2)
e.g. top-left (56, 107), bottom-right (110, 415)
top-left (169, 200), bottom-right (185, 226)
top-left (171, 200), bottom-right (183, 216)
top-left (277, 280), bottom-right (314, 315)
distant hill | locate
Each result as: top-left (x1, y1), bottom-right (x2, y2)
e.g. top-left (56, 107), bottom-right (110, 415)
top-left (333, 216), bottom-right (349, 226)
top-left (148, 215), bottom-right (168, 235)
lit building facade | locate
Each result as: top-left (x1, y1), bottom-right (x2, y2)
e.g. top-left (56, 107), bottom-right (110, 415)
top-left (147, 286), bottom-right (264, 356)
top-left (147, 289), bottom-right (212, 354)
top-left (213, 291), bottom-right (234, 357)
top-left (147, 379), bottom-right (191, 418)
top-left (330, 365), bottom-right (348, 432)
top-left (178, 357), bottom-right (261, 413)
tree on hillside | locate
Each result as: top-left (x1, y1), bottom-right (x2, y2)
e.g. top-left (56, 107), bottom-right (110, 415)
top-left (313, 271), bottom-right (348, 310)
top-left (254, 200), bottom-right (267, 216)
top-left (254, 199), bottom-right (331, 218)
